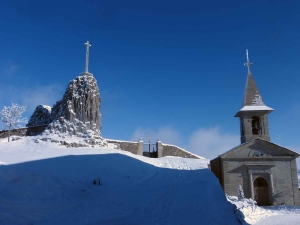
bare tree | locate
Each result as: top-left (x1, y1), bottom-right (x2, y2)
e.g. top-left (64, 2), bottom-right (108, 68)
top-left (0, 103), bottom-right (27, 142)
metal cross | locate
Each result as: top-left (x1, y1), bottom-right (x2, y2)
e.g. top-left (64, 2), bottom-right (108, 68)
top-left (244, 49), bottom-right (253, 73)
top-left (84, 41), bottom-right (92, 73)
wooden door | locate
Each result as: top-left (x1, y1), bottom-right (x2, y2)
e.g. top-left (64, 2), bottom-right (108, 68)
top-left (254, 187), bottom-right (269, 206)
top-left (253, 177), bottom-right (269, 206)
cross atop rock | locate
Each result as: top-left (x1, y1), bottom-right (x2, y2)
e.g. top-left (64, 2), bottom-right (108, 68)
top-left (84, 41), bottom-right (92, 74)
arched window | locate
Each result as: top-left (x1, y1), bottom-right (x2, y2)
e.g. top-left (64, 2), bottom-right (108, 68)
top-left (251, 116), bottom-right (260, 135)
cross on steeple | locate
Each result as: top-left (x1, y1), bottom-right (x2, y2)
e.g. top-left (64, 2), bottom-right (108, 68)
top-left (84, 41), bottom-right (91, 73)
top-left (244, 49), bottom-right (253, 74)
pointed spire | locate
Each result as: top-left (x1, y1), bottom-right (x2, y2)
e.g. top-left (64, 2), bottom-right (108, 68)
top-left (235, 49), bottom-right (273, 117)
top-left (242, 73), bottom-right (265, 107)
top-left (242, 49), bottom-right (265, 107)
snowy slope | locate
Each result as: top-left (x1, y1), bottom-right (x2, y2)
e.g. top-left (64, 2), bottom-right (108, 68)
top-left (0, 137), bottom-right (239, 225)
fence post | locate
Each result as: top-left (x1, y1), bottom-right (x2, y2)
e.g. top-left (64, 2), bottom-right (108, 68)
top-left (137, 138), bottom-right (143, 156)
top-left (157, 140), bottom-right (163, 158)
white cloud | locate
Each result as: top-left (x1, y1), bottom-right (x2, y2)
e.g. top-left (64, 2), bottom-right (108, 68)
top-left (187, 127), bottom-right (239, 160)
top-left (0, 84), bottom-right (64, 118)
top-left (131, 127), bottom-right (181, 145)
top-left (20, 84), bottom-right (64, 112)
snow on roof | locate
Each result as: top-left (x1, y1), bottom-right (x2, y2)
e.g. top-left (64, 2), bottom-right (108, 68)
top-left (239, 105), bottom-right (274, 111)
top-left (235, 105), bottom-right (274, 117)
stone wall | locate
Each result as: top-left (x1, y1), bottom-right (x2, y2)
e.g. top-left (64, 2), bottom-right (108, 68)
top-left (0, 125), bottom-right (48, 139)
top-left (0, 127), bottom-right (27, 139)
top-left (162, 144), bottom-right (201, 159)
top-left (105, 140), bottom-right (201, 159)
top-left (106, 139), bottom-right (143, 155)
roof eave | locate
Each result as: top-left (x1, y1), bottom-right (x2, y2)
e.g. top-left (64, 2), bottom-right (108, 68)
top-left (234, 107), bottom-right (274, 117)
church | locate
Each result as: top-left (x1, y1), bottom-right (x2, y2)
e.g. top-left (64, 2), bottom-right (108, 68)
top-left (210, 50), bottom-right (300, 206)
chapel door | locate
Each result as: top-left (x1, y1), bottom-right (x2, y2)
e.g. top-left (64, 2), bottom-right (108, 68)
top-left (253, 177), bottom-right (269, 206)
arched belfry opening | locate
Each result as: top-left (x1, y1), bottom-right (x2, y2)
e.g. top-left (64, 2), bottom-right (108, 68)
top-left (251, 116), bottom-right (260, 135)
top-left (254, 177), bottom-right (270, 206)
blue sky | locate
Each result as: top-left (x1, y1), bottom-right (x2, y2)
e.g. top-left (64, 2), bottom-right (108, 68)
top-left (1, 0), bottom-right (300, 159)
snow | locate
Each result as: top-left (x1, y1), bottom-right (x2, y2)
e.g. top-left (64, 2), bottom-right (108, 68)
top-left (0, 136), bottom-right (239, 225)
top-left (228, 196), bottom-right (300, 225)
top-left (162, 143), bottom-right (205, 159)
top-left (41, 105), bottom-right (52, 112)
top-left (251, 95), bottom-right (264, 106)
top-left (239, 105), bottom-right (274, 112)
top-left (105, 138), bottom-right (140, 144)
top-left (255, 212), bottom-right (300, 224)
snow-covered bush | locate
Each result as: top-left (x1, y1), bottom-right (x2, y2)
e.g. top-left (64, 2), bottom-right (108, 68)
top-left (238, 185), bottom-right (245, 200)
top-left (227, 196), bottom-right (259, 225)
top-left (0, 103), bottom-right (27, 142)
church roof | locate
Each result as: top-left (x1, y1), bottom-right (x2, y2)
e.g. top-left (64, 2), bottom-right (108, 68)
top-left (235, 52), bottom-right (274, 117)
top-left (218, 138), bottom-right (300, 158)
top-left (243, 72), bottom-right (265, 106)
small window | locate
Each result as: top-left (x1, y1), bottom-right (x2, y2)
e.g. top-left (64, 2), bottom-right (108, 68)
top-left (252, 116), bottom-right (260, 135)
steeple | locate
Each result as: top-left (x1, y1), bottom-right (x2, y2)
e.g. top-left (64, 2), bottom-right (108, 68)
top-left (235, 50), bottom-right (273, 144)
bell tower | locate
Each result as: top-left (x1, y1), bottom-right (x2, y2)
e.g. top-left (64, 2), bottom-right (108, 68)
top-left (235, 50), bottom-right (274, 144)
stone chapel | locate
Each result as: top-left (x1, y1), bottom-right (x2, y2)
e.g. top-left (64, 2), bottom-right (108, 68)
top-left (210, 50), bottom-right (300, 206)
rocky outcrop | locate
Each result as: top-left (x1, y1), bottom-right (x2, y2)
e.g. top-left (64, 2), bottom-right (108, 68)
top-left (50, 73), bottom-right (102, 131)
top-left (41, 73), bottom-right (106, 148)
top-left (25, 72), bottom-right (105, 148)
top-left (26, 105), bottom-right (52, 127)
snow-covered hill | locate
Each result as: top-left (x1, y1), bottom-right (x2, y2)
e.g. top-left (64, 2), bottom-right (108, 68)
top-left (0, 137), bottom-right (239, 225)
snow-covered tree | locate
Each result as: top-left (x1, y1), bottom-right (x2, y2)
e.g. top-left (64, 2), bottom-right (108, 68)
top-left (0, 103), bottom-right (27, 142)
top-left (238, 185), bottom-right (245, 200)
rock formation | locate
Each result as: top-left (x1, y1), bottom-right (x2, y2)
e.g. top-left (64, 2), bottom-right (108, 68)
top-left (50, 73), bottom-right (102, 132)
top-left (27, 105), bottom-right (52, 127)
top-left (28, 73), bottom-right (106, 148)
